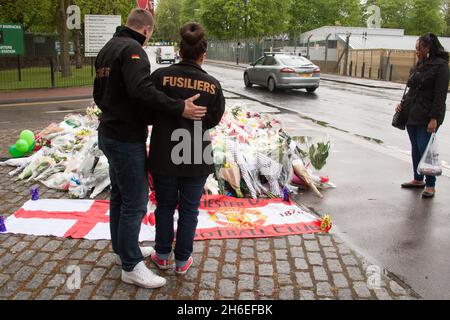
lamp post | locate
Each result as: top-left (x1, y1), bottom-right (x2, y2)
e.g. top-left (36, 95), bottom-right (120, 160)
top-left (324, 33), bottom-right (332, 72)
top-left (362, 32), bottom-right (368, 78)
top-left (306, 34), bottom-right (313, 59)
top-left (236, 1), bottom-right (241, 65)
top-left (343, 32), bottom-right (351, 76)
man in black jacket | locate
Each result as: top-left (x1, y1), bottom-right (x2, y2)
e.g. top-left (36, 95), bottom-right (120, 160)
top-left (94, 9), bottom-right (206, 289)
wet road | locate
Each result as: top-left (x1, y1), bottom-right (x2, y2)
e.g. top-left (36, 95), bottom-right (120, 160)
top-left (201, 63), bottom-right (450, 170)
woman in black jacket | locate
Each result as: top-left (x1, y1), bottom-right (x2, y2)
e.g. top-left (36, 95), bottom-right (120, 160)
top-left (148, 23), bottom-right (225, 274)
top-left (397, 33), bottom-right (449, 198)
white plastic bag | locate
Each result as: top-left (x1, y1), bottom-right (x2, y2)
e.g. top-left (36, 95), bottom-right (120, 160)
top-left (418, 133), bottom-right (442, 177)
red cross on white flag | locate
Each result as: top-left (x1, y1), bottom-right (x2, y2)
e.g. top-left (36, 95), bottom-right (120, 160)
top-left (3, 196), bottom-right (326, 241)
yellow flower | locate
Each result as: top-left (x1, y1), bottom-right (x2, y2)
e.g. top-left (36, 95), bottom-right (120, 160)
top-left (320, 215), bottom-right (333, 232)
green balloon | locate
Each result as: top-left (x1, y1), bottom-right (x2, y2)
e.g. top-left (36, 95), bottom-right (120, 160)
top-left (9, 145), bottom-right (24, 158)
top-left (15, 139), bottom-right (29, 153)
top-left (20, 130), bottom-right (35, 146)
top-left (28, 140), bottom-right (36, 153)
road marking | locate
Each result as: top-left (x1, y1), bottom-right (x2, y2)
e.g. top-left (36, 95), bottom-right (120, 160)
top-left (0, 98), bottom-right (92, 108)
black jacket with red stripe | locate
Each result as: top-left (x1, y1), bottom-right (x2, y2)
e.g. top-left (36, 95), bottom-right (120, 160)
top-left (94, 26), bottom-right (184, 143)
top-left (148, 60), bottom-right (225, 177)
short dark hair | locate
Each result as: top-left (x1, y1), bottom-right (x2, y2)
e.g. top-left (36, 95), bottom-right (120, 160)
top-left (126, 8), bottom-right (154, 30)
top-left (180, 22), bottom-right (207, 61)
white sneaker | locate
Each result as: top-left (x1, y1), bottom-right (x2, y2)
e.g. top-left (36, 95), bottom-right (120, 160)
top-left (121, 261), bottom-right (166, 289)
top-left (115, 246), bottom-right (155, 265)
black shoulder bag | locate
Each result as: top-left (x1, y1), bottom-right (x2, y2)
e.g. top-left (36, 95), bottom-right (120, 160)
top-left (392, 71), bottom-right (416, 130)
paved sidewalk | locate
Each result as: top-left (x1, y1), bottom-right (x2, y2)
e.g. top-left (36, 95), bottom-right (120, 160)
top-left (0, 107), bottom-right (420, 300)
top-left (0, 86), bottom-right (92, 105)
top-left (0, 168), bottom-right (419, 300)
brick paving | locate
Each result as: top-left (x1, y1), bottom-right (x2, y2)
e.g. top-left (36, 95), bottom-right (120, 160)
top-left (0, 167), bottom-right (420, 300)
top-left (0, 96), bottom-right (421, 300)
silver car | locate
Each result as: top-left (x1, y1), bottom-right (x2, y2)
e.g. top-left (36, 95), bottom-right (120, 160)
top-left (244, 53), bottom-right (321, 93)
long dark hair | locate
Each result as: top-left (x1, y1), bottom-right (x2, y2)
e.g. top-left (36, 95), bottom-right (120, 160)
top-left (179, 22), bottom-right (207, 61)
top-left (418, 32), bottom-right (449, 62)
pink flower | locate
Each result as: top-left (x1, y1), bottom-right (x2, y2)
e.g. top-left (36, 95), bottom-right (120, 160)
top-left (320, 176), bottom-right (330, 184)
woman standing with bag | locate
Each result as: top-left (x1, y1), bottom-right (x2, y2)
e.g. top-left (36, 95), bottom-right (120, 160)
top-left (396, 33), bottom-right (449, 198)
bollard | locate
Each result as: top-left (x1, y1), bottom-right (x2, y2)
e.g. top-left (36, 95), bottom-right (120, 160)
top-left (17, 55), bottom-right (22, 82)
top-left (50, 58), bottom-right (56, 88)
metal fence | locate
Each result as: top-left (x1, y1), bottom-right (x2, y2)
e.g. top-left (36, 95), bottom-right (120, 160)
top-left (340, 49), bottom-right (420, 82)
top-left (207, 39), bottom-right (296, 65)
top-left (0, 55), bottom-right (96, 90)
top-left (0, 32), bottom-right (96, 91)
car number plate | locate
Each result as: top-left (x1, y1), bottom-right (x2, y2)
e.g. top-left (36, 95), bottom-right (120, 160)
top-left (299, 73), bottom-right (312, 78)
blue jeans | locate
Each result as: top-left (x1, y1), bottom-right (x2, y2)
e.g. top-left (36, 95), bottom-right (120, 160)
top-left (98, 133), bottom-right (149, 272)
top-left (152, 174), bottom-right (208, 263)
top-left (407, 125), bottom-right (436, 188)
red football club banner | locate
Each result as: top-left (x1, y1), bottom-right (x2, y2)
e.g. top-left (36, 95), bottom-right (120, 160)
top-left (4, 196), bottom-right (328, 241)
top-left (136, 0), bottom-right (155, 15)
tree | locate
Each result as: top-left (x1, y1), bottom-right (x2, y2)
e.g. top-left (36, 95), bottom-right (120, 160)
top-left (247, 0), bottom-right (290, 38)
top-left (288, 0), bottom-right (362, 37)
top-left (444, 0), bottom-right (450, 36)
top-left (57, 0), bottom-right (72, 77)
top-left (153, 0), bottom-right (182, 41)
top-left (199, 0), bottom-right (239, 39)
top-left (74, 0), bottom-right (135, 24)
top-left (199, 0), bottom-right (289, 40)
top-left (363, 0), bottom-right (446, 35)
top-left (0, 0), bottom-right (55, 32)
top-left (71, 0), bottom-right (135, 68)
top-left (362, 0), bottom-right (412, 29)
top-left (180, 0), bottom-right (201, 24)
top-left (405, 0), bottom-right (445, 35)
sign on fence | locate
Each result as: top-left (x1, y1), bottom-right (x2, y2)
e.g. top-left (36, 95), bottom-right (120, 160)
top-left (84, 15), bottom-right (121, 57)
top-left (0, 24), bottom-right (25, 56)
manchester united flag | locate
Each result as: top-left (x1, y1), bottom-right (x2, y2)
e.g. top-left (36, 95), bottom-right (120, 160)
top-left (3, 195), bottom-right (328, 241)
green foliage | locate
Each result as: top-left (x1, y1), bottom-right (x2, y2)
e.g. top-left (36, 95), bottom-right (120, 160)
top-left (405, 0), bottom-right (445, 35)
top-left (199, 0), bottom-right (289, 40)
top-left (0, 0), bottom-right (134, 33)
top-left (363, 0), bottom-right (445, 35)
top-left (288, 0), bottom-right (363, 37)
top-left (362, 0), bottom-right (412, 30)
top-left (153, 0), bottom-right (182, 42)
top-left (180, 0), bottom-right (201, 24)
top-left (308, 141), bottom-right (331, 171)
top-left (444, 0), bottom-right (450, 36)
top-left (74, 0), bottom-right (135, 25)
top-left (0, 0), bottom-right (56, 32)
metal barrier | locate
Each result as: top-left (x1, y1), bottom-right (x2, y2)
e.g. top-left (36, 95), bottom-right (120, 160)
top-left (207, 40), bottom-right (291, 65)
top-left (0, 55), bottom-right (95, 90)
